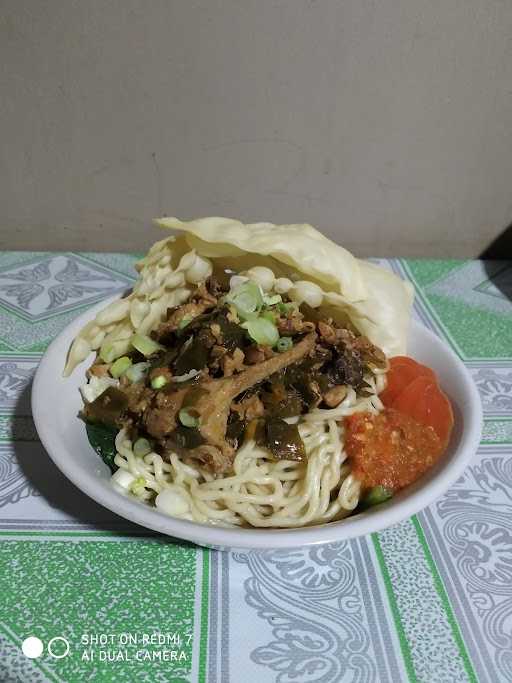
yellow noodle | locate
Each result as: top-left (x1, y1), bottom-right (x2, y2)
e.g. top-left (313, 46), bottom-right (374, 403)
top-left (111, 375), bottom-right (382, 528)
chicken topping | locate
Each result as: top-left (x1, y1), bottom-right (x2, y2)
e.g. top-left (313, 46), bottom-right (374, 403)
top-left (82, 274), bottom-right (388, 475)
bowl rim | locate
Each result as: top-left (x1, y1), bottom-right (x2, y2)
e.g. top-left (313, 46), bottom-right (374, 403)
top-left (31, 298), bottom-right (483, 549)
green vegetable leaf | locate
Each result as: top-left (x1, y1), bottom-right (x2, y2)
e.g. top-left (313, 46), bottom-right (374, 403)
top-left (86, 422), bottom-right (118, 472)
top-left (358, 485), bottom-right (393, 511)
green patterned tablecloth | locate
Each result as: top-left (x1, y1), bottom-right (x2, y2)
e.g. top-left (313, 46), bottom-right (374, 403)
top-left (1, 253), bottom-right (511, 683)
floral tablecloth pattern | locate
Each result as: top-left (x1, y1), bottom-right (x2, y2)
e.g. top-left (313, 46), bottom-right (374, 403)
top-left (0, 252), bottom-right (511, 683)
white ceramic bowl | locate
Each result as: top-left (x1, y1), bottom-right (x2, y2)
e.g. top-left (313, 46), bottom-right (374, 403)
top-left (32, 299), bottom-right (482, 551)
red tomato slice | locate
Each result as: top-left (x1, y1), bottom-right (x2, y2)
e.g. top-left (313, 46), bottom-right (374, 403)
top-left (422, 384), bottom-right (454, 448)
top-left (391, 375), bottom-right (454, 447)
top-left (380, 356), bottom-right (435, 406)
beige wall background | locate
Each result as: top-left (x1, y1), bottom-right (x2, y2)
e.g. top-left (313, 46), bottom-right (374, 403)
top-left (1, 0), bottom-right (512, 258)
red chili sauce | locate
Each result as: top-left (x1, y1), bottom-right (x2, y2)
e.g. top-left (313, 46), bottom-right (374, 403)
top-left (344, 409), bottom-right (444, 493)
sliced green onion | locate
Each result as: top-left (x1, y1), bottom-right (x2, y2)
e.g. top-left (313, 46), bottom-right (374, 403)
top-left (178, 316), bottom-right (192, 330)
top-left (125, 361), bottom-right (150, 383)
top-left (110, 356), bottom-right (132, 378)
top-left (151, 375), bottom-right (168, 390)
top-left (226, 281), bottom-right (263, 320)
top-left (131, 333), bottom-right (164, 357)
top-left (276, 337), bottom-right (293, 353)
top-left (99, 342), bottom-right (119, 363)
top-left (277, 301), bottom-right (298, 315)
top-left (130, 476), bottom-right (146, 493)
top-left (261, 310), bottom-right (277, 322)
top-left (133, 438), bottom-right (152, 457)
top-left (363, 485), bottom-right (393, 507)
top-left (179, 408), bottom-right (200, 428)
top-left (263, 293), bottom-right (282, 306)
top-left (241, 318), bottom-right (280, 346)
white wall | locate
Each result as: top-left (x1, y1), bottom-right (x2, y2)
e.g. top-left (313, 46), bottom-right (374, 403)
top-left (1, 0), bottom-right (512, 257)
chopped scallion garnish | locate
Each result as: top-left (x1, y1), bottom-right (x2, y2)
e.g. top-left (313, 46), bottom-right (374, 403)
top-left (261, 310), bottom-right (277, 322)
top-left (125, 362), bottom-right (150, 383)
top-left (99, 342), bottom-right (119, 364)
top-left (179, 408), bottom-right (200, 428)
top-left (241, 318), bottom-right (280, 346)
top-left (276, 336), bottom-right (293, 353)
top-left (131, 333), bottom-right (164, 357)
top-left (151, 375), bottom-right (168, 389)
top-left (130, 476), bottom-right (147, 494)
top-left (263, 293), bottom-right (282, 306)
top-left (178, 316), bottom-right (192, 330)
top-left (363, 486), bottom-right (393, 507)
top-left (226, 281), bottom-right (263, 320)
top-left (110, 356), bottom-right (132, 378)
top-left (133, 438), bottom-right (152, 457)
top-left (277, 301), bottom-right (297, 315)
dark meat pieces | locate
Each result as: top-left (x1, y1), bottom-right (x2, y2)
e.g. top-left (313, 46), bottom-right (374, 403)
top-left (154, 302), bottom-right (211, 340)
top-left (323, 385), bottom-right (348, 407)
top-left (325, 350), bottom-right (364, 390)
top-left (221, 348), bottom-right (245, 377)
top-left (315, 319), bottom-right (386, 393)
top-left (123, 382), bottom-right (154, 415)
top-left (352, 335), bottom-right (387, 368)
top-left (231, 395), bottom-right (265, 421)
top-left (144, 387), bottom-right (188, 439)
top-left (244, 345), bottom-right (274, 364)
top-left (191, 281), bottom-right (218, 306)
top-left (277, 316), bottom-right (315, 336)
top-left (185, 332), bottom-right (316, 472)
top-left (87, 363), bottom-right (111, 379)
top-left (84, 273), bottom-right (390, 478)
top-left (154, 332), bottom-right (317, 473)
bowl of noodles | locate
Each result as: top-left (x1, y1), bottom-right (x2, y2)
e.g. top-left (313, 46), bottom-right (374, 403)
top-left (32, 217), bottom-right (482, 550)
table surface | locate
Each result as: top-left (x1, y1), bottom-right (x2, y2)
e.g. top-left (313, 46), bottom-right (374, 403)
top-left (1, 252), bottom-right (511, 683)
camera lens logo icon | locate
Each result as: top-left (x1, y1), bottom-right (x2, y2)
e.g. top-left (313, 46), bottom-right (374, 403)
top-left (22, 636), bottom-right (70, 659)
top-left (21, 637), bottom-right (43, 659)
top-left (47, 637), bottom-right (70, 658)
